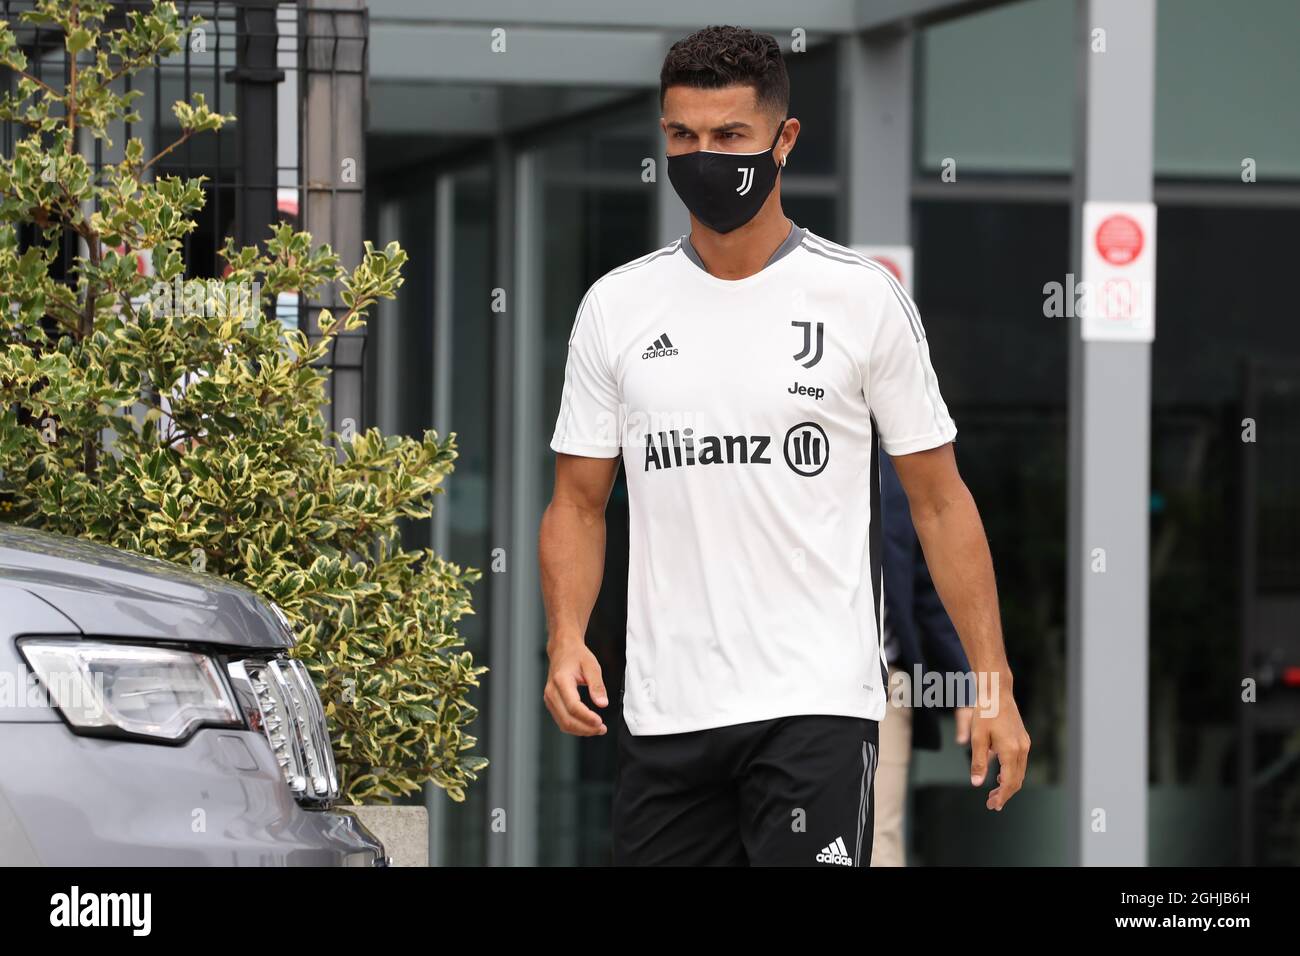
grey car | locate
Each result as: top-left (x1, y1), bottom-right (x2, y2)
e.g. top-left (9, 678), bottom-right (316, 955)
top-left (0, 524), bottom-right (385, 865)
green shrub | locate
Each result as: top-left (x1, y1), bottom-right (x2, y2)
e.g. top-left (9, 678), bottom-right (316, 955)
top-left (0, 0), bottom-right (485, 803)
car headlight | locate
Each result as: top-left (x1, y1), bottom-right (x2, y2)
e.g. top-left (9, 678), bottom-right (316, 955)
top-left (18, 640), bottom-right (242, 742)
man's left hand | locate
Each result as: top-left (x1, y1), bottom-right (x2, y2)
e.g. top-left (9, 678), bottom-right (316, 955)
top-left (968, 679), bottom-right (1030, 811)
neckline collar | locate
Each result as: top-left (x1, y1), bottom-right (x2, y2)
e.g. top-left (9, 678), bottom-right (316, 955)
top-left (679, 219), bottom-right (805, 279)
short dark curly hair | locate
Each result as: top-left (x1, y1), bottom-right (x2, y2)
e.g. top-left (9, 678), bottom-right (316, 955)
top-left (659, 25), bottom-right (789, 117)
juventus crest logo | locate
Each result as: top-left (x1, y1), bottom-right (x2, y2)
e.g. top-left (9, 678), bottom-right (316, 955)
top-left (792, 320), bottom-right (824, 368)
top-left (736, 166), bottom-right (755, 196)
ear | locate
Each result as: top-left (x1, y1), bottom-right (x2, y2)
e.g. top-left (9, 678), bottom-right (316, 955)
top-left (777, 116), bottom-right (801, 166)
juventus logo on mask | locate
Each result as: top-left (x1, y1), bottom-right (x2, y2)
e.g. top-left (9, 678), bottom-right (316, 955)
top-left (667, 119), bottom-right (787, 234)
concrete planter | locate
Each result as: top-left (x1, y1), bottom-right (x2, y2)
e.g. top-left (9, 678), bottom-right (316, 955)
top-left (349, 805), bottom-right (428, 867)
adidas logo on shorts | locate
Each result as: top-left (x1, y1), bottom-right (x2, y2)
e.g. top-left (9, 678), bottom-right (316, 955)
top-left (815, 836), bottom-right (853, 866)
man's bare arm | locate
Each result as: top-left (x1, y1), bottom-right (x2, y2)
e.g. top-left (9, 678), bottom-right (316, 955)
top-left (890, 442), bottom-right (1031, 810)
top-left (539, 452), bottom-right (621, 736)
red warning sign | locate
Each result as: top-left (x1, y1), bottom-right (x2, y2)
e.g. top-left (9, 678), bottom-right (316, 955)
top-left (1094, 214), bottom-right (1144, 266)
top-left (1081, 201), bottom-right (1156, 342)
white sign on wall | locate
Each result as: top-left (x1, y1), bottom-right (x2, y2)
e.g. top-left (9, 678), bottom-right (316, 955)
top-left (852, 244), bottom-right (914, 296)
top-left (1080, 201), bottom-right (1157, 342)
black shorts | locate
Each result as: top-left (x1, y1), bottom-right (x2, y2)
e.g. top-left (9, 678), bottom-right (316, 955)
top-left (612, 713), bottom-right (880, 867)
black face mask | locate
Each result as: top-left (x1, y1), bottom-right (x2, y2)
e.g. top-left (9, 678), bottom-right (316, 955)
top-left (667, 119), bottom-right (787, 234)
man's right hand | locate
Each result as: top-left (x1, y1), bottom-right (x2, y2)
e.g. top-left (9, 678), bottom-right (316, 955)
top-left (544, 639), bottom-right (608, 736)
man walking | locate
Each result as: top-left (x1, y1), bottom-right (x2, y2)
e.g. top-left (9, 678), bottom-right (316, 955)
top-left (539, 25), bottom-right (1029, 866)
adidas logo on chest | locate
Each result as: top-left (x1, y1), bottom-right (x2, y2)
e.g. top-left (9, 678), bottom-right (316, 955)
top-left (641, 332), bottom-right (678, 360)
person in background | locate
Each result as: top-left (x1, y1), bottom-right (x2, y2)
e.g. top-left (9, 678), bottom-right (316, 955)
top-left (873, 452), bottom-right (976, 867)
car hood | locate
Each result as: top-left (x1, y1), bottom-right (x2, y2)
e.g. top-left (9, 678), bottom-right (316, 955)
top-left (0, 525), bottom-right (293, 650)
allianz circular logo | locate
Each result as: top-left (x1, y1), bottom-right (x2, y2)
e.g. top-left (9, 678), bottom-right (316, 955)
top-left (783, 421), bottom-right (829, 477)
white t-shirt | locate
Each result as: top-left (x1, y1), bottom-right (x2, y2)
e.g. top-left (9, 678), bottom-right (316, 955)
top-left (550, 224), bottom-right (957, 735)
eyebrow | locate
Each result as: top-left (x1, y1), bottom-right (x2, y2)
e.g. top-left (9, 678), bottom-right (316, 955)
top-left (666, 120), bottom-right (754, 134)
